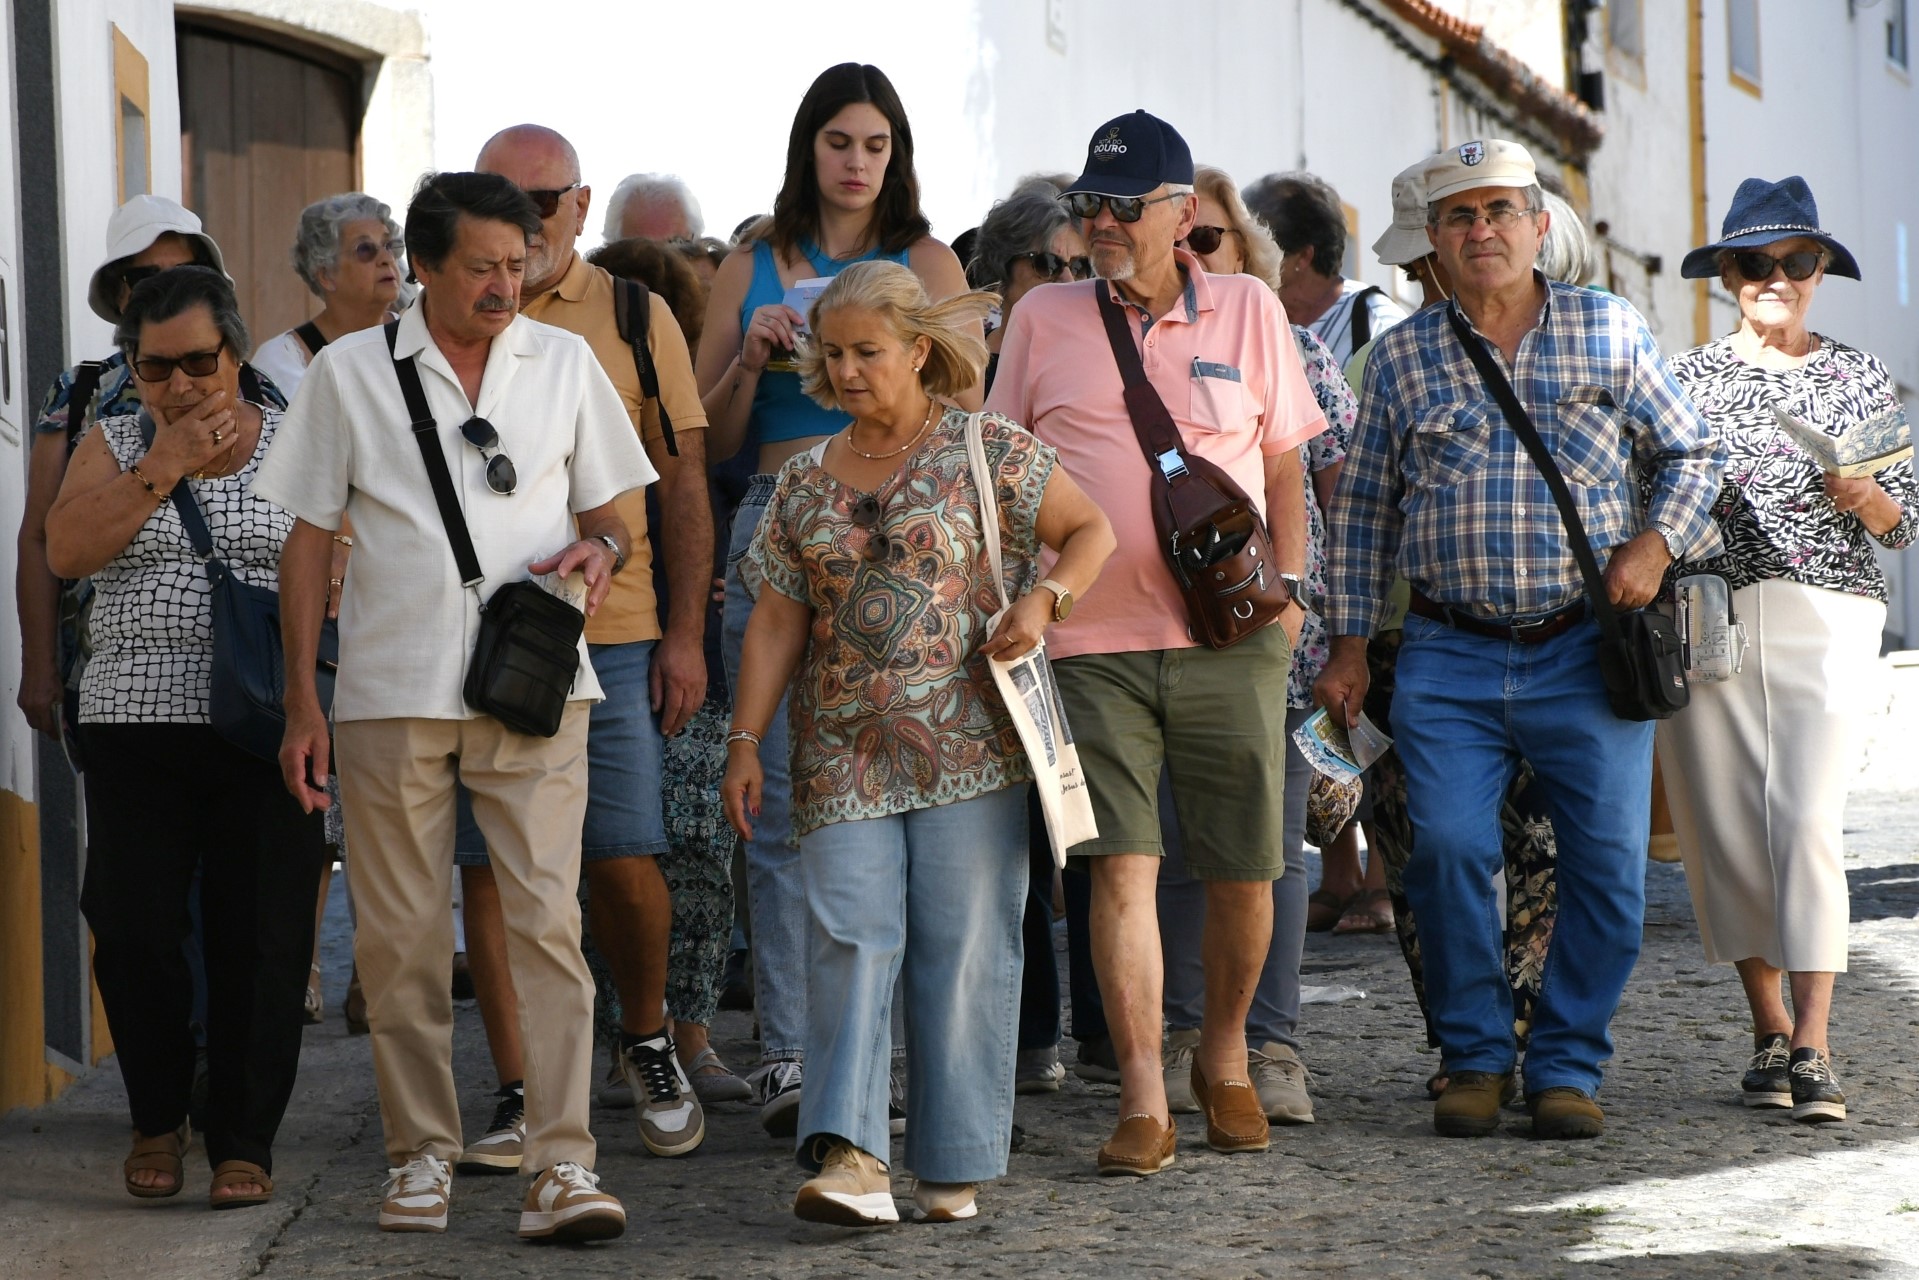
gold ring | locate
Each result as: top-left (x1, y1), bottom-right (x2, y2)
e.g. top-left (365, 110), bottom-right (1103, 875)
top-left (210, 430), bottom-right (223, 444)
top-left (329, 578), bottom-right (343, 587)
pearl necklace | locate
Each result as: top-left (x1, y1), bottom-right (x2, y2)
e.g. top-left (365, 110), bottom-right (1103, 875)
top-left (844, 399), bottom-right (937, 461)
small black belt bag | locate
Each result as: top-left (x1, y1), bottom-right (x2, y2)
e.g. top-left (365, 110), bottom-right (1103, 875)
top-left (386, 322), bottom-right (582, 737)
top-left (1447, 309), bottom-right (1688, 721)
top-left (1094, 285), bottom-right (1291, 648)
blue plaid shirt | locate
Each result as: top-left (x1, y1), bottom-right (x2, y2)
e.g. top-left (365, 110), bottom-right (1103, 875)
top-left (1327, 279), bottom-right (1723, 632)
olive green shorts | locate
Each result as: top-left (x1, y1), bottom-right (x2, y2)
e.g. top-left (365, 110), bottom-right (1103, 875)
top-left (1051, 625), bottom-right (1292, 881)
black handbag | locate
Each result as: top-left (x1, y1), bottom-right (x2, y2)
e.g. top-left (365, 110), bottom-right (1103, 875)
top-left (1447, 309), bottom-right (1689, 721)
top-left (385, 322), bottom-right (583, 737)
top-left (141, 413), bottom-right (340, 759)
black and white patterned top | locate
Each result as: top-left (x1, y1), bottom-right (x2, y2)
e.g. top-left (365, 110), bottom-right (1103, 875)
top-left (81, 408), bottom-right (294, 722)
top-left (1667, 335), bottom-right (1917, 603)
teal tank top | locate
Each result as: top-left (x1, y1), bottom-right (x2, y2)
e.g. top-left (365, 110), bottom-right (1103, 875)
top-left (738, 237), bottom-right (911, 446)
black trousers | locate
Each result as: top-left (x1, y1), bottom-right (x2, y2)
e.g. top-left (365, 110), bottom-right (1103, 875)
top-left (1017, 788), bottom-right (1062, 1051)
top-left (80, 723), bottom-right (327, 1172)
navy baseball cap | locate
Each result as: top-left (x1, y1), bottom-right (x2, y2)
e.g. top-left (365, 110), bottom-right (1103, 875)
top-left (1063, 110), bottom-right (1194, 199)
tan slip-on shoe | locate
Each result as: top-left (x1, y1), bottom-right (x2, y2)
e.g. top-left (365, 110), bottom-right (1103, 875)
top-left (1096, 1112), bottom-right (1177, 1176)
top-left (1433, 1070), bottom-right (1515, 1138)
top-left (1191, 1061), bottom-right (1270, 1153)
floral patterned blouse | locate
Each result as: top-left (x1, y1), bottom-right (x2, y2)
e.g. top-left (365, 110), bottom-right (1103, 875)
top-left (749, 408), bottom-right (1057, 834)
top-left (1667, 335), bottom-right (1917, 603)
top-left (1289, 324), bottom-right (1359, 707)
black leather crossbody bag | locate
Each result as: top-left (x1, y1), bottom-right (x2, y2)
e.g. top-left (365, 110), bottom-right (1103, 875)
top-left (1447, 308), bottom-right (1688, 721)
top-left (385, 321), bottom-right (582, 737)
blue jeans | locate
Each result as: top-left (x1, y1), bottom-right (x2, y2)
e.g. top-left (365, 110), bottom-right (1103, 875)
top-left (1392, 614), bottom-right (1652, 1097)
top-left (453, 640), bottom-right (669, 863)
top-left (796, 788), bottom-right (1027, 1183)
top-left (723, 478), bottom-right (805, 1060)
top-left (1159, 705), bottom-right (1312, 1046)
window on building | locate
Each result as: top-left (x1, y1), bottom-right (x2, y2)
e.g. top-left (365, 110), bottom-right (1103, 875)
top-left (1610, 0), bottom-right (1645, 59)
top-left (1892, 0), bottom-right (1911, 71)
top-left (1728, 0), bottom-right (1761, 94)
top-left (112, 27), bottom-right (151, 203)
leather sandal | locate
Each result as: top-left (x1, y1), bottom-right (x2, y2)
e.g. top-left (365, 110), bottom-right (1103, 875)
top-left (1305, 888), bottom-right (1352, 933)
top-left (209, 1159), bottom-right (274, 1209)
top-left (1332, 888), bottom-right (1395, 935)
top-left (125, 1122), bottom-right (191, 1198)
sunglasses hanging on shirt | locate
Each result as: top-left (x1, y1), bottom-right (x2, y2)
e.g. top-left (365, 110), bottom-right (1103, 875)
top-left (460, 416), bottom-right (517, 495)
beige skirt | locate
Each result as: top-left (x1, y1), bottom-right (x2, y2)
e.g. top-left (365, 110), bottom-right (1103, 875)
top-left (1655, 578), bottom-right (1883, 972)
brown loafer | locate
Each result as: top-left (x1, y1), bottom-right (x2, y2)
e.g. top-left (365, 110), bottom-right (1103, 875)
top-left (1528, 1087), bottom-right (1605, 1139)
top-left (1433, 1070), bottom-right (1515, 1137)
top-left (1190, 1061), bottom-right (1269, 1153)
top-left (1096, 1112), bottom-right (1176, 1176)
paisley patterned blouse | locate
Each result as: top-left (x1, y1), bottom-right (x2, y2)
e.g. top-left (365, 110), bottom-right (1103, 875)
top-left (1667, 335), bottom-right (1917, 602)
top-left (1289, 324), bottom-right (1358, 708)
top-left (750, 408), bottom-right (1057, 834)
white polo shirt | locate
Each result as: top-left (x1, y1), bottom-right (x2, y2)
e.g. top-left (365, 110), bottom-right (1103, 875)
top-left (254, 303), bottom-right (657, 722)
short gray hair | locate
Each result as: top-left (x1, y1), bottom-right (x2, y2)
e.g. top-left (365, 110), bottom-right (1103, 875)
top-left (116, 265), bottom-right (251, 363)
top-left (603, 173), bottom-right (704, 241)
top-left (290, 193), bottom-right (402, 297)
top-left (968, 191), bottom-right (1071, 289)
top-left (1536, 190), bottom-right (1592, 285)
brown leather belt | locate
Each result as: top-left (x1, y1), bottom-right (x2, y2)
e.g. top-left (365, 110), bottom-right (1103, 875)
top-left (1407, 589), bottom-right (1588, 645)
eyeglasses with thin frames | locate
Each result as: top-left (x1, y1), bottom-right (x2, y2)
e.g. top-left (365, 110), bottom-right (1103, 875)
top-left (347, 237), bottom-right (406, 264)
top-left (851, 494), bottom-right (891, 563)
top-left (1435, 205), bottom-right (1538, 232)
top-left (460, 416), bottom-right (517, 495)
top-left (1731, 249), bottom-right (1824, 283)
top-left (132, 344), bottom-right (227, 383)
top-left (1059, 191), bottom-right (1184, 223)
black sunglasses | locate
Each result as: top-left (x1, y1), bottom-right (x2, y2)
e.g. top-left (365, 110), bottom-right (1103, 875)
top-left (460, 416), bottom-right (517, 495)
top-left (851, 494), bottom-right (891, 563)
top-left (132, 344), bottom-right (227, 383)
top-left (119, 264), bottom-right (167, 292)
top-left (1059, 191), bottom-right (1183, 223)
top-left (1011, 251), bottom-right (1092, 281)
top-left (1181, 225), bottom-right (1242, 255)
top-left (523, 183), bottom-right (581, 219)
top-left (1731, 249), bottom-right (1824, 283)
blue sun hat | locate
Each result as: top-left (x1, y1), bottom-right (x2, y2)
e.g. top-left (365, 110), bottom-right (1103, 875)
top-left (1680, 176), bottom-right (1860, 280)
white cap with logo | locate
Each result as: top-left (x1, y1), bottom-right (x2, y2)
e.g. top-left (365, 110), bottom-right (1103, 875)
top-left (1421, 139), bottom-right (1538, 205)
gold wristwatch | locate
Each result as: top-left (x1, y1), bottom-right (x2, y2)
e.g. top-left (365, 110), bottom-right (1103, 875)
top-left (1037, 578), bottom-right (1074, 621)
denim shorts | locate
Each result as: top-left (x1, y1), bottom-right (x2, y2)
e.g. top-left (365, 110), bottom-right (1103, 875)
top-left (454, 640), bottom-right (669, 866)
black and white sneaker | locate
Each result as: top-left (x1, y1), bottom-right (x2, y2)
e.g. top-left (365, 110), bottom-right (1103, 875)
top-left (754, 1059), bottom-right (804, 1137)
top-left (457, 1084), bottom-right (525, 1174)
top-left (1788, 1047), bottom-right (1846, 1124)
top-left (620, 1030), bottom-right (705, 1157)
top-left (1740, 1032), bottom-right (1791, 1109)
top-left (889, 1053), bottom-right (907, 1137)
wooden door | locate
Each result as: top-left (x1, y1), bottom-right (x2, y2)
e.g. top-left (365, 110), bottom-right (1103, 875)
top-left (177, 21), bottom-right (361, 347)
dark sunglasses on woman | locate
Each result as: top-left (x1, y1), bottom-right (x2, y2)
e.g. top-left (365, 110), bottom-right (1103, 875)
top-left (1011, 251), bottom-right (1092, 281)
top-left (132, 345), bottom-right (227, 383)
top-left (460, 416), bottom-right (518, 495)
top-left (1059, 191), bottom-right (1183, 223)
top-left (1731, 249), bottom-right (1824, 283)
top-left (851, 494), bottom-right (891, 563)
top-left (1180, 225), bottom-right (1241, 255)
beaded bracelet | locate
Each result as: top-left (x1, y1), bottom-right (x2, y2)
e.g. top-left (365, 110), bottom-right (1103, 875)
top-left (725, 728), bottom-right (763, 747)
top-left (128, 464), bottom-right (164, 503)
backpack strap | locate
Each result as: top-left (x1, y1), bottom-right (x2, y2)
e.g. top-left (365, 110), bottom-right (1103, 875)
top-left (613, 277), bottom-right (677, 456)
top-left (1349, 285), bottom-right (1384, 350)
top-left (295, 321), bottom-right (329, 359)
top-left (64, 361), bottom-right (107, 452)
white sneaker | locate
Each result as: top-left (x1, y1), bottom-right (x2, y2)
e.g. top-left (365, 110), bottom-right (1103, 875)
top-left (619, 1031), bottom-right (706, 1157)
top-left (379, 1154), bottom-right (451, 1233)
top-left (455, 1085), bottom-right (524, 1174)
top-left (517, 1161), bottom-right (625, 1241)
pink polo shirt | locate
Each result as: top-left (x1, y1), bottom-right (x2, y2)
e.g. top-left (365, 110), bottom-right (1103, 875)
top-left (986, 253), bottom-right (1325, 658)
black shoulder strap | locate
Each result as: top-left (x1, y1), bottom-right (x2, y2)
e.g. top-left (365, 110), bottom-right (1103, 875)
top-left (1446, 306), bottom-right (1622, 642)
top-left (384, 320), bottom-right (485, 588)
top-left (1350, 285), bottom-right (1384, 350)
top-left (137, 411), bottom-right (218, 565)
top-left (295, 321), bottom-right (329, 358)
top-left (1093, 284), bottom-right (1191, 478)
top-left (66, 361), bottom-right (107, 450)
top-left (613, 277), bottom-right (677, 456)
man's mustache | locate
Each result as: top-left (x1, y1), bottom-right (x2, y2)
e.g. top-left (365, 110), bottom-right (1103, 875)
top-left (474, 294), bottom-right (515, 312)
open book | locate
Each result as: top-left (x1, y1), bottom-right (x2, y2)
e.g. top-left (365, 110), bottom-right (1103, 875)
top-left (1773, 402), bottom-right (1912, 478)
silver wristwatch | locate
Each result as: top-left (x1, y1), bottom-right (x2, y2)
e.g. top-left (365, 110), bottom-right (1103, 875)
top-left (595, 533), bottom-right (626, 574)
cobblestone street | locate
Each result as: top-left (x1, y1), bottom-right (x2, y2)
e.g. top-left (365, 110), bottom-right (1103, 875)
top-left (5, 775), bottom-right (1919, 1279)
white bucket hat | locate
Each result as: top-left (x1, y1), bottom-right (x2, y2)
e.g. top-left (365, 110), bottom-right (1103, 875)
top-left (1373, 158), bottom-right (1438, 267)
top-left (87, 195), bottom-right (229, 324)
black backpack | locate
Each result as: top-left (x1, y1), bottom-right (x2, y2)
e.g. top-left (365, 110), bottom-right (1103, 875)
top-left (612, 278), bottom-right (677, 457)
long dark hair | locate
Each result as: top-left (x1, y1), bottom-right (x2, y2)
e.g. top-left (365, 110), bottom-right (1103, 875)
top-left (768, 63), bottom-right (929, 260)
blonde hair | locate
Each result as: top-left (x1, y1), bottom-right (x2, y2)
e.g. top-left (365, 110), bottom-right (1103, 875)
top-left (1194, 165), bottom-right (1285, 293)
top-left (797, 260), bottom-right (995, 408)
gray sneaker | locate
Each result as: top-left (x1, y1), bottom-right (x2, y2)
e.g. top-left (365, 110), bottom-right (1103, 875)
top-left (1249, 1042), bottom-right (1316, 1124)
top-left (1162, 1028), bottom-right (1200, 1115)
top-left (619, 1031), bottom-right (705, 1157)
top-left (1015, 1046), bottom-right (1066, 1095)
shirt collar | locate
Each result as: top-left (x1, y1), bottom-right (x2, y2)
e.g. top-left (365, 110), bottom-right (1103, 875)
top-left (541, 251), bottom-right (593, 305)
top-left (1449, 269), bottom-right (1554, 344)
top-left (394, 293), bottom-right (538, 409)
top-left (1104, 249), bottom-right (1211, 330)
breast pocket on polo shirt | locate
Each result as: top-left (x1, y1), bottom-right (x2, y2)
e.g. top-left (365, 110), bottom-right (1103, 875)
top-left (1406, 403), bottom-right (1493, 489)
top-left (1552, 388), bottom-right (1630, 488)
top-left (1186, 359), bottom-right (1258, 434)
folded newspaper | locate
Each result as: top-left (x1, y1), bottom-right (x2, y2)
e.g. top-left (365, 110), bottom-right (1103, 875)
top-left (1292, 707), bottom-right (1392, 784)
top-left (1773, 402), bottom-right (1912, 478)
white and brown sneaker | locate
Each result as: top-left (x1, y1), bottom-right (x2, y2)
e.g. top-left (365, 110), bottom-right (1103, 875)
top-left (793, 1139), bottom-right (897, 1225)
top-left (518, 1162), bottom-right (625, 1241)
top-left (911, 1180), bottom-right (978, 1222)
top-left (378, 1154), bottom-right (451, 1233)
top-left (455, 1084), bottom-right (524, 1174)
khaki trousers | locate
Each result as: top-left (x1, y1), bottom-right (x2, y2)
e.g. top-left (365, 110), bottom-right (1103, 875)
top-left (337, 708), bottom-right (595, 1171)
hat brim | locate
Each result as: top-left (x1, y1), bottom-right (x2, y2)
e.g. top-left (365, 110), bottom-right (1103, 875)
top-left (1373, 223), bottom-right (1435, 267)
top-left (88, 232), bottom-right (231, 324)
top-left (1060, 170), bottom-right (1164, 200)
top-left (1679, 230), bottom-right (1860, 280)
